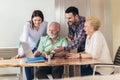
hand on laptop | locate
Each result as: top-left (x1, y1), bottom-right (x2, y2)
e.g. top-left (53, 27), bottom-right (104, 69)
top-left (34, 51), bottom-right (41, 57)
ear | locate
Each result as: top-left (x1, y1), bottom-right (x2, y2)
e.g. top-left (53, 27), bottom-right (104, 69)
top-left (74, 15), bottom-right (79, 21)
top-left (75, 15), bottom-right (78, 18)
top-left (90, 26), bottom-right (95, 32)
top-left (56, 29), bottom-right (60, 34)
top-left (57, 30), bottom-right (60, 33)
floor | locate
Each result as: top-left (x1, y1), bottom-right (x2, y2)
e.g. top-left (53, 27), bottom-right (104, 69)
top-left (0, 67), bottom-right (26, 80)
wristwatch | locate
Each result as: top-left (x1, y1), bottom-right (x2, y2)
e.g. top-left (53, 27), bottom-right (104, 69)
top-left (79, 53), bottom-right (82, 59)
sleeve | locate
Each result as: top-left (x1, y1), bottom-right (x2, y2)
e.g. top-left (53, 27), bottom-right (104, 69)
top-left (68, 24), bottom-right (75, 40)
top-left (64, 28), bottom-right (86, 51)
top-left (18, 44), bottom-right (24, 56)
top-left (61, 37), bottom-right (68, 47)
top-left (37, 37), bottom-right (45, 53)
top-left (19, 22), bottom-right (29, 42)
top-left (18, 22), bottom-right (29, 55)
top-left (91, 33), bottom-right (103, 59)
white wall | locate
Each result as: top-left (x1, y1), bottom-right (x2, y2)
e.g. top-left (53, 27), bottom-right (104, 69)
top-left (0, 0), bottom-right (55, 48)
top-left (111, 0), bottom-right (120, 57)
top-left (0, 0), bottom-right (55, 79)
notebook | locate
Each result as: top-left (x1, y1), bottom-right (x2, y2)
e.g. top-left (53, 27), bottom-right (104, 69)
top-left (21, 42), bottom-right (45, 63)
top-left (25, 56), bottom-right (45, 63)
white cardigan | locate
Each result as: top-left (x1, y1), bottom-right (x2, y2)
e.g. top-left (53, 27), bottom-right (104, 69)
top-left (85, 31), bottom-right (113, 74)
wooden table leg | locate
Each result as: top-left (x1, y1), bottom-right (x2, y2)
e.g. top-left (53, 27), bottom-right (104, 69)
top-left (65, 65), bottom-right (69, 77)
top-left (19, 67), bottom-right (23, 80)
top-left (33, 67), bottom-right (37, 80)
top-left (73, 65), bottom-right (81, 76)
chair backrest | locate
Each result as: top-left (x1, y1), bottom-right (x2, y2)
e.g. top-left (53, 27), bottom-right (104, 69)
top-left (114, 46), bottom-right (120, 65)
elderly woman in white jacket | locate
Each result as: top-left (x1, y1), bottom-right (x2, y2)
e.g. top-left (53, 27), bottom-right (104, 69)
top-left (66, 16), bottom-right (113, 76)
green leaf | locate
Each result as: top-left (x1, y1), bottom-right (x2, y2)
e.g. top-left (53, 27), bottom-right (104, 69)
top-left (46, 49), bottom-right (52, 55)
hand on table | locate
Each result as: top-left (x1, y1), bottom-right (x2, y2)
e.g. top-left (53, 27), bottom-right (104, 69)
top-left (34, 51), bottom-right (50, 58)
top-left (12, 54), bottom-right (23, 59)
top-left (34, 51), bottom-right (41, 57)
top-left (66, 36), bottom-right (72, 42)
top-left (53, 46), bottom-right (64, 53)
top-left (66, 53), bottom-right (79, 59)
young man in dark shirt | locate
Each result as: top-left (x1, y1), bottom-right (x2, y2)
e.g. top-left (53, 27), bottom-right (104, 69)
top-left (54, 6), bottom-right (86, 53)
top-left (54, 6), bottom-right (86, 77)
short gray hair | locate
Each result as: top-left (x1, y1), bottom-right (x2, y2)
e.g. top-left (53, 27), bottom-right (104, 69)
top-left (49, 22), bottom-right (60, 31)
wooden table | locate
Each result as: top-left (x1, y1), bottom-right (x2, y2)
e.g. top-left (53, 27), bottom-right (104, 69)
top-left (0, 58), bottom-right (101, 80)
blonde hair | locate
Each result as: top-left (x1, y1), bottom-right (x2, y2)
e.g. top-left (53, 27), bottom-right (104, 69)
top-left (86, 16), bottom-right (101, 30)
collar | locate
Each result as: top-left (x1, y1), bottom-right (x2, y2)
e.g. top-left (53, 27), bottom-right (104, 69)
top-left (78, 16), bottom-right (85, 24)
top-left (48, 34), bottom-right (60, 41)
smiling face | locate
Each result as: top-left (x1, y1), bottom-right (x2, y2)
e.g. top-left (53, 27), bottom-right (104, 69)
top-left (48, 23), bottom-right (60, 39)
top-left (32, 16), bottom-right (42, 28)
top-left (65, 13), bottom-right (77, 25)
top-left (84, 16), bottom-right (101, 36)
top-left (84, 21), bottom-right (94, 36)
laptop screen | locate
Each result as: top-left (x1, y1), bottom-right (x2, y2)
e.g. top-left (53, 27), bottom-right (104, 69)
top-left (21, 42), bottom-right (34, 58)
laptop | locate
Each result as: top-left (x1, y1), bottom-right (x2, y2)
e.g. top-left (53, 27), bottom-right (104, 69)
top-left (21, 42), bottom-right (45, 63)
top-left (21, 42), bottom-right (34, 58)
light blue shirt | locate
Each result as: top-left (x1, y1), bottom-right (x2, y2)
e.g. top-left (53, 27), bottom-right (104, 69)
top-left (18, 21), bottom-right (48, 55)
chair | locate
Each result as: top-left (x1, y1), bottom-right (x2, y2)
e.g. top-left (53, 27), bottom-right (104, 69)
top-left (61, 74), bottom-right (120, 80)
top-left (93, 46), bottom-right (120, 75)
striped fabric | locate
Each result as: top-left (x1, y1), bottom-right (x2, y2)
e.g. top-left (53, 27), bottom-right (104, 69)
top-left (114, 46), bottom-right (120, 65)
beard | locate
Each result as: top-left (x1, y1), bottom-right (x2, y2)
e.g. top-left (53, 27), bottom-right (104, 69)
top-left (68, 20), bottom-right (76, 26)
top-left (48, 33), bottom-right (57, 38)
top-left (68, 21), bottom-right (73, 25)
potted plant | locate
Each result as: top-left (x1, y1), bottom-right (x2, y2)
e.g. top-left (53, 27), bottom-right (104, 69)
top-left (45, 49), bottom-right (53, 63)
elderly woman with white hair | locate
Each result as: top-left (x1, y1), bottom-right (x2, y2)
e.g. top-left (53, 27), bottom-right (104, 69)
top-left (66, 16), bottom-right (113, 76)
